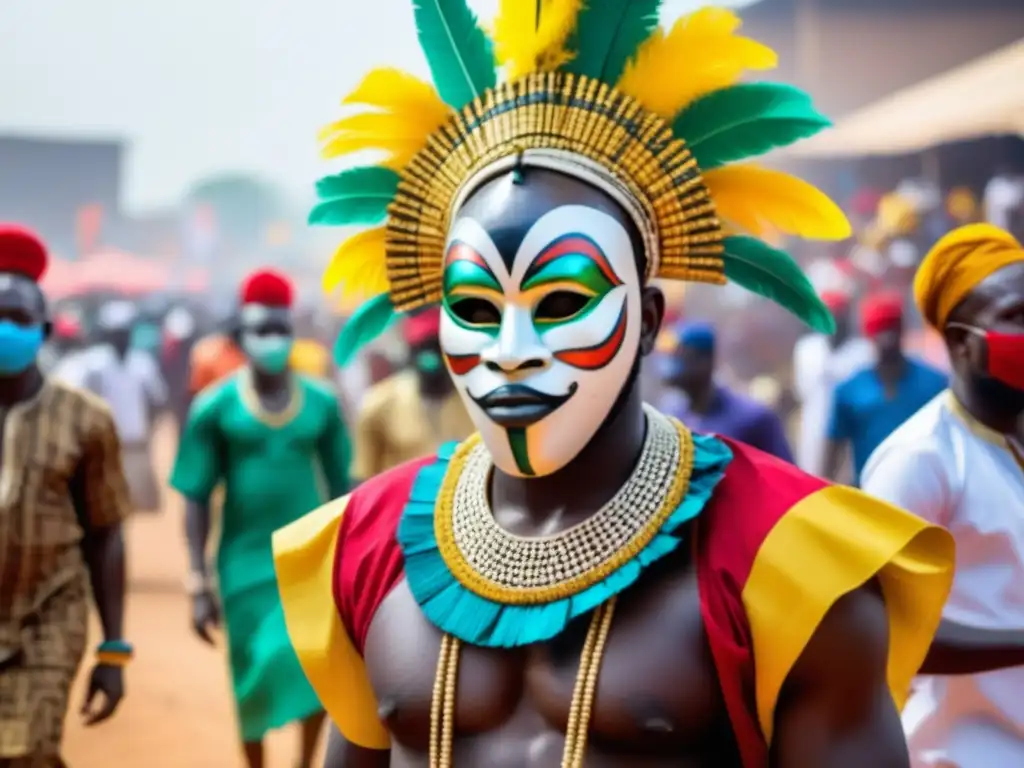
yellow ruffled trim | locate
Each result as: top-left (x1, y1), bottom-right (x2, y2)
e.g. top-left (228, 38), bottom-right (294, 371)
top-left (742, 484), bottom-right (954, 743)
top-left (272, 497), bottom-right (391, 749)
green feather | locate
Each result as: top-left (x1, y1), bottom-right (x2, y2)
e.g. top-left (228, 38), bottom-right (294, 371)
top-left (412, 0), bottom-right (496, 109)
top-left (308, 167), bottom-right (400, 227)
top-left (721, 236), bottom-right (835, 334)
top-left (562, 0), bottom-right (661, 84)
top-left (334, 293), bottom-right (399, 367)
top-left (673, 83), bottom-right (831, 170)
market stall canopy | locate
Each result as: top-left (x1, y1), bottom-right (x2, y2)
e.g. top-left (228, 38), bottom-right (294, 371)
top-left (789, 39), bottom-right (1024, 158)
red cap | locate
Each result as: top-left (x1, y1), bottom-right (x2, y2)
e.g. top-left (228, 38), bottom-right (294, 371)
top-left (53, 315), bottom-right (81, 339)
top-left (819, 290), bottom-right (851, 314)
top-left (0, 224), bottom-right (49, 282)
top-left (403, 308), bottom-right (441, 346)
top-left (240, 268), bottom-right (293, 307)
top-left (861, 291), bottom-right (904, 337)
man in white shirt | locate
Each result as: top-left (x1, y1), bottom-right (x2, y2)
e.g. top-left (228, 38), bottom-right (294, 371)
top-left (77, 299), bottom-right (168, 513)
top-left (861, 224), bottom-right (1024, 768)
top-left (793, 289), bottom-right (875, 477)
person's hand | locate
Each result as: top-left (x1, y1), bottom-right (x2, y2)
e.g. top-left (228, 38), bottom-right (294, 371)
top-left (191, 590), bottom-right (220, 645)
top-left (81, 663), bottom-right (124, 726)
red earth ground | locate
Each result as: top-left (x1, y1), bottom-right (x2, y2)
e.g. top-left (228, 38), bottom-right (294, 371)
top-left (63, 418), bottom-right (322, 768)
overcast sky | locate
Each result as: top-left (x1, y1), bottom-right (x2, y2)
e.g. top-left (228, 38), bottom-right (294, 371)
top-left (0, 0), bottom-right (760, 213)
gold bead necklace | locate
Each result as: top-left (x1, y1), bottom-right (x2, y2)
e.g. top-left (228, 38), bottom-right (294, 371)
top-left (428, 596), bottom-right (618, 767)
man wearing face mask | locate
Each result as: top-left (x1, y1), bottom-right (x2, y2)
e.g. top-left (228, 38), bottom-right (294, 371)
top-left (0, 225), bottom-right (132, 766)
top-left (662, 321), bottom-right (794, 461)
top-left (169, 268), bottom-right (350, 768)
top-left (823, 292), bottom-right (947, 486)
top-left (273, 5), bottom-right (955, 766)
top-left (350, 309), bottom-right (474, 483)
top-left (861, 224), bottom-right (1024, 768)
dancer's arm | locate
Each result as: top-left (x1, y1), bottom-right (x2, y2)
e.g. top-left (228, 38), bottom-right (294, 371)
top-left (771, 584), bottom-right (909, 767)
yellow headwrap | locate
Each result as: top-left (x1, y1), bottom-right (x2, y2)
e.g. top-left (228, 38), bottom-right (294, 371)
top-left (913, 223), bottom-right (1024, 330)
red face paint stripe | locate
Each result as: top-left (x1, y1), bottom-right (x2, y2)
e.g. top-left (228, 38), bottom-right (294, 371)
top-left (554, 304), bottom-right (627, 370)
top-left (445, 241), bottom-right (490, 271)
top-left (528, 234), bottom-right (623, 288)
top-left (445, 352), bottom-right (481, 376)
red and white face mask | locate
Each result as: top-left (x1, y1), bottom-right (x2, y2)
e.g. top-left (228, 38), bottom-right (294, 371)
top-left (949, 323), bottom-right (1024, 392)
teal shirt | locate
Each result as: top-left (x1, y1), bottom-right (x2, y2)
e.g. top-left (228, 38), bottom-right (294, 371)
top-left (169, 371), bottom-right (350, 739)
top-left (827, 358), bottom-right (947, 484)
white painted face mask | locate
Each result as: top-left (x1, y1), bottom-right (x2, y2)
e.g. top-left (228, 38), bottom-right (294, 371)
top-left (241, 332), bottom-right (293, 374)
top-left (439, 205), bottom-right (642, 477)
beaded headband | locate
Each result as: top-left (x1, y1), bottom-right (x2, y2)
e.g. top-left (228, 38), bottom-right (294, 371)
top-left (317, 2), bottom-right (852, 365)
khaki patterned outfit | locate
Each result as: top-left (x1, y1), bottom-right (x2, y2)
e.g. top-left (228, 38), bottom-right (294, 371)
top-left (352, 369), bottom-right (474, 482)
top-left (0, 380), bottom-right (131, 763)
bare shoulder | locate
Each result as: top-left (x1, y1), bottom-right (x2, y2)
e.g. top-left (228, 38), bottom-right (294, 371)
top-left (789, 582), bottom-right (889, 689)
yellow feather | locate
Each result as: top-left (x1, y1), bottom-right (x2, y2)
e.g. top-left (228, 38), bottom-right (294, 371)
top-left (318, 67), bottom-right (450, 166)
top-left (493, 0), bottom-right (582, 80)
top-left (322, 227), bottom-right (390, 299)
top-left (342, 68), bottom-right (448, 119)
top-left (704, 165), bottom-right (852, 241)
top-left (617, 8), bottom-right (777, 119)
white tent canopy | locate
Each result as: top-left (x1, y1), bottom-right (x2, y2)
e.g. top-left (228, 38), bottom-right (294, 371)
top-left (789, 39), bottom-right (1024, 158)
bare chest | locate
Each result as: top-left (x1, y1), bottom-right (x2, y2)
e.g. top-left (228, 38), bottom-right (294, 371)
top-left (363, 562), bottom-right (739, 765)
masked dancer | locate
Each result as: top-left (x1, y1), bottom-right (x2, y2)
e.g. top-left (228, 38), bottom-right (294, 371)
top-left (274, 5), bottom-right (955, 766)
top-left (862, 224), bottom-right (1024, 768)
top-left (170, 268), bottom-right (350, 768)
top-left (0, 225), bottom-right (131, 767)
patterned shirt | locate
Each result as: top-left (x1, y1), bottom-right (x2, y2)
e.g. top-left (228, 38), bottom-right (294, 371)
top-left (0, 379), bottom-right (131, 652)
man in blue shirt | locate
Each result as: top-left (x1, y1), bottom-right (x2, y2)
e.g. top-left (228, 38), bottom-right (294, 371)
top-left (659, 321), bottom-right (795, 461)
top-left (824, 291), bottom-right (948, 484)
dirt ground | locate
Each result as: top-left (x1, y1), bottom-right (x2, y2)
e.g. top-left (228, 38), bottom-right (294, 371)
top-left (62, 418), bottom-right (321, 768)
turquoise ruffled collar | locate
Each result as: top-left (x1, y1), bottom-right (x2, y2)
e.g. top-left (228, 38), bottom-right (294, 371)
top-left (396, 431), bottom-right (732, 648)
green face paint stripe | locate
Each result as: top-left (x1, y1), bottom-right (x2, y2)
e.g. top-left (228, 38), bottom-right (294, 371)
top-left (443, 259), bottom-right (503, 294)
top-left (507, 427), bottom-right (536, 476)
top-left (444, 241), bottom-right (503, 291)
top-left (521, 233), bottom-right (624, 289)
top-left (520, 254), bottom-right (615, 296)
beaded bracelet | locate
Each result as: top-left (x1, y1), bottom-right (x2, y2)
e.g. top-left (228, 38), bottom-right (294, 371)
top-left (96, 639), bottom-right (134, 667)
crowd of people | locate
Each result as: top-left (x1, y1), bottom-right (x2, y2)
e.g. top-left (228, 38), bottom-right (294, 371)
top-left (1, 3), bottom-right (1023, 768)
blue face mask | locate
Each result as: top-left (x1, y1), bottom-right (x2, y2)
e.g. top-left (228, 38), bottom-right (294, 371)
top-left (0, 320), bottom-right (44, 375)
top-left (241, 332), bottom-right (293, 374)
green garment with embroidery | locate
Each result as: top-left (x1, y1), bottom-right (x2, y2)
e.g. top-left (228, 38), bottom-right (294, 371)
top-left (169, 371), bottom-right (351, 741)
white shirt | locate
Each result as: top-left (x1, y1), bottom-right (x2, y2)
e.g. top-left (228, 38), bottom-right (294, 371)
top-left (792, 333), bottom-right (875, 476)
top-left (861, 392), bottom-right (1024, 768)
top-left (65, 345), bottom-right (167, 444)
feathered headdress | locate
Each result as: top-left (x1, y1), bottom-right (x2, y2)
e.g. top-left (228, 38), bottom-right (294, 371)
top-left (315, 1), bottom-right (850, 365)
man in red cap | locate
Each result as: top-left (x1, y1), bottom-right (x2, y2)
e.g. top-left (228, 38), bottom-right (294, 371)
top-left (791, 288), bottom-right (875, 476)
top-left (350, 307), bottom-right (474, 483)
top-left (169, 268), bottom-right (351, 768)
top-left (0, 224), bottom-right (132, 766)
top-left (823, 291), bottom-right (947, 485)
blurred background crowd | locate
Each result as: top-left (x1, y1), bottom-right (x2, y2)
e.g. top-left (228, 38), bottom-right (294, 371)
top-left (2, 0), bottom-right (1022, 765)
